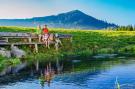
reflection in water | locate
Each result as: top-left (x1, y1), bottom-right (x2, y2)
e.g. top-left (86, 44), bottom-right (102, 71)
top-left (39, 73), bottom-right (45, 89)
top-left (39, 60), bottom-right (63, 89)
top-left (115, 77), bottom-right (120, 89)
top-left (56, 59), bottom-right (63, 74)
top-left (1, 57), bottom-right (135, 89)
top-left (39, 63), bottom-right (55, 88)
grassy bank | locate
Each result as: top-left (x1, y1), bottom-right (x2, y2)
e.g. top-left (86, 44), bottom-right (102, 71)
top-left (1, 26), bottom-right (135, 71)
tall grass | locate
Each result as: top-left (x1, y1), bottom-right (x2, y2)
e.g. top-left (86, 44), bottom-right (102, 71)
top-left (1, 26), bottom-right (135, 71)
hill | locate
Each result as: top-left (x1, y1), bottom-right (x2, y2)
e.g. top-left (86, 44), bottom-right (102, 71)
top-left (0, 10), bottom-right (118, 29)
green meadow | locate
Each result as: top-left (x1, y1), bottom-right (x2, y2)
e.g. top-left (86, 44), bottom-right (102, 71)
top-left (1, 26), bottom-right (135, 71)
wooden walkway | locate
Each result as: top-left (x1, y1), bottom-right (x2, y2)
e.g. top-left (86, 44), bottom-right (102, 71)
top-left (0, 42), bottom-right (44, 53)
top-left (0, 32), bottom-right (72, 52)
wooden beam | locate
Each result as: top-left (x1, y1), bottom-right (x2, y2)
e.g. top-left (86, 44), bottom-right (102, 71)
top-left (2, 36), bottom-right (38, 39)
top-left (0, 42), bottom-right (45, 45)
top-left (28, 37), bottom-right (32, 43)
top-left (34, 44), bottom-right (38, 53)
top-left (70, 37), bottom-right (73, 42)
top-left (38, 35), bottom-right (42, 42)
top-left (11, 44), bottom-right (14, 48)
top-left (5, 38), bottom-right (9, 42)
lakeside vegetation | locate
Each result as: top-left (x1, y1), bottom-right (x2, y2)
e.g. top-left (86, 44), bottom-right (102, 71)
top-left (1, 26), bottom-right (135, 72)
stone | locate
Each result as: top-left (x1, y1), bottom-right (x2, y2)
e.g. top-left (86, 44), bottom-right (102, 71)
top-left (0, 47), bottom-right (11, 58)
top-left (11, 46), bottom-right (26, 58)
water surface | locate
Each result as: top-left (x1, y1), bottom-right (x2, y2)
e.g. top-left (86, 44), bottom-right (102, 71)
top-left (1, 57), bottom-right (135, 89)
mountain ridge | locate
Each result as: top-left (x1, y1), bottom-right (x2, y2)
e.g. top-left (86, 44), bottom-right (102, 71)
top-left (0, 10), bottom-right (118, 29)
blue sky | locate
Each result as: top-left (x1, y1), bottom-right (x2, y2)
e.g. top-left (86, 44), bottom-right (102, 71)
top-left (0, 0), bottom-right (135, 25)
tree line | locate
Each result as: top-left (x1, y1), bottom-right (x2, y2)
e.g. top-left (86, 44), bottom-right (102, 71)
top-left (115, 25), bottom-right (135, 31)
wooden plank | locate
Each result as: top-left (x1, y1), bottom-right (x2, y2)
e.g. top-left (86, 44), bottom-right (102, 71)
top-left (0, 42), bottom-right (45, 45)
top-left (58, 34), bottom-right (72, 38)
top-left (1, 34), bottom-right (72, 40)
top-left (2, 35), bottom-right (72, 39)
top-left (0, 40), bottom-right (7, 43)
top-left (2, 36), bottom-right (38, 39)
top-left (0, 32), bottom-right (32, 37)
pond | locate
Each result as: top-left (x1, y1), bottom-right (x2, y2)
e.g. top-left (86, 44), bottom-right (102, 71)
top-left (1, 57), bottom-right (135, 89)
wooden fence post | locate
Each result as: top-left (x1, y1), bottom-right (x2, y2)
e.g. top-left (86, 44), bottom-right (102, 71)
top-left (11, 44), bottom-right (14, 48)
top-left (28, 37), bottom-right (32, 43)
top-left (5, 38), bottom-right (9, 42)
top-left (70, 37), bottom-right (73, 43)
top-left (34, 44), bottom-right (38, 53)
